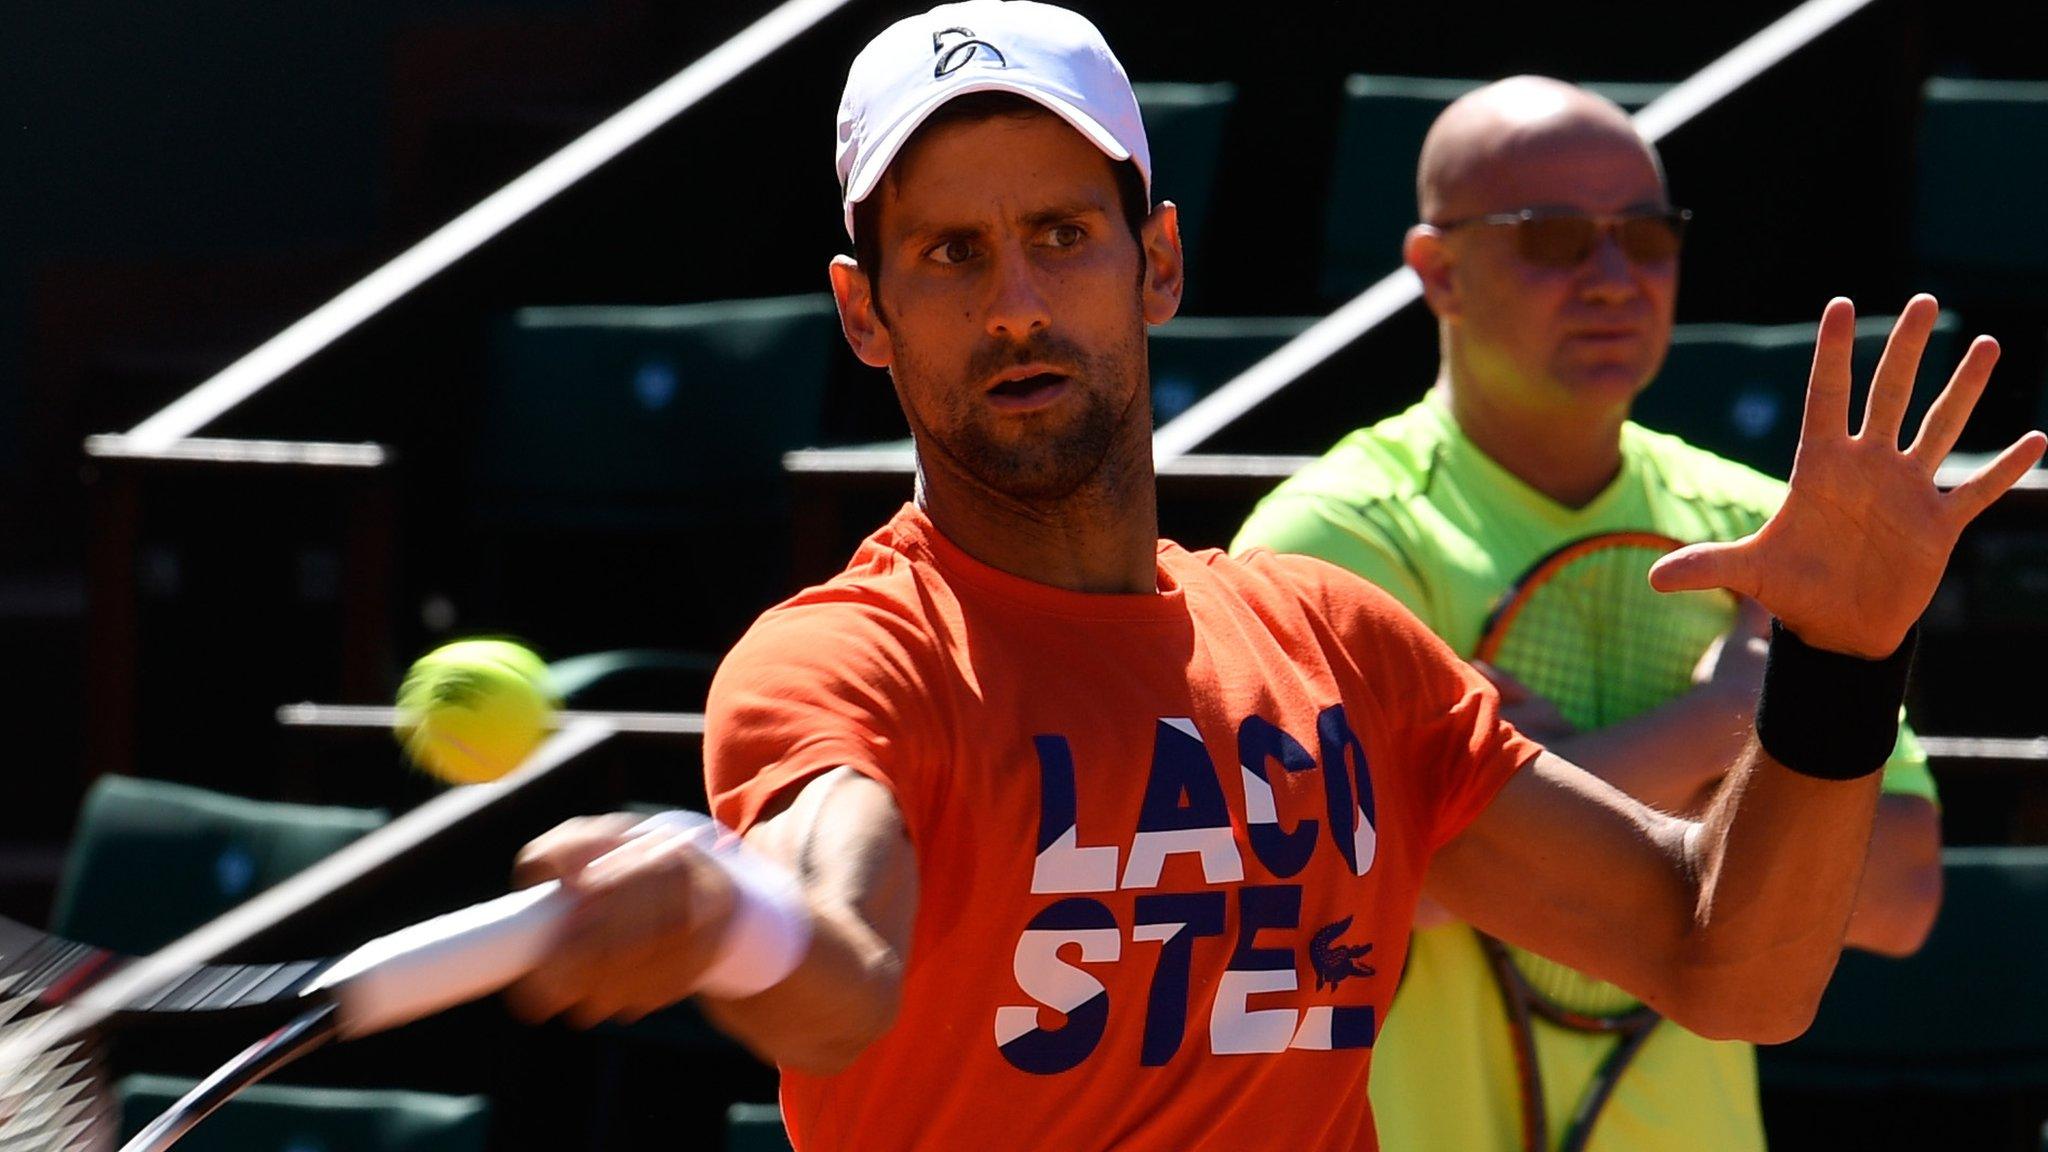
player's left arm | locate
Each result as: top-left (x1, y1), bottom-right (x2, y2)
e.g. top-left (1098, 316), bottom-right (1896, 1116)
top-left (1432, 296), bottom-right (2040, 1041)
top-left (1496, 639), bottom-right (1942, 957)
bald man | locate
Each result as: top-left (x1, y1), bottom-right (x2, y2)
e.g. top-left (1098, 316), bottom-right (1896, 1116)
top-left (1234, 77), bottom-right (1943, 1152)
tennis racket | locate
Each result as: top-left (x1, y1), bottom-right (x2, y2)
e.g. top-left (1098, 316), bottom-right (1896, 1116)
top-left (1471, 530), bottom-right (1738, 1152)
top-left (0, 809), bottom-right (718, 1152)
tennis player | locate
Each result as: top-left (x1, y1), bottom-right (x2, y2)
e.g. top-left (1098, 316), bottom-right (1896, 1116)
top-left (1232, 76), bottom-right (1942, 1152)
top-left (504, 5), bottom-right (2042, 1148)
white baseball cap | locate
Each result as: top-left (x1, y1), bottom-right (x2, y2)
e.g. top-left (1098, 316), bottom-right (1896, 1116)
top-left (835, 0), bottom-right (1151, 240)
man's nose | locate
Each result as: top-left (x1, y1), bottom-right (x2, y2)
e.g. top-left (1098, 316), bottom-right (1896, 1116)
top-left (1581, 228), bottom-right (1643, 302)
top-left (986, 246), bottom-right (1053, 339)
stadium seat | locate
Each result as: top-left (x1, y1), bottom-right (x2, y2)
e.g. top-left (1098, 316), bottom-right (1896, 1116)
top-left (1319, 76), bottom-right (1672, 302)
top-left (49, 774), bottom-right (388, 955)
top-left (51, 780), bottom-right (495, 1151)
top-left (544, 647), bottom-right (720, 711)
top-left (726, 1101), bottom-right (794, 1152)
top-left (1148, 314), bottom-right (1318, 425)
top-left (1912, 78), bottom-right (2048, 304)
top-left (1762, 846), bottom-right (2048, 1091)
top-left (473, 293), bottom-right (843, 676)
top-left (117, 1074), bottom-right (490, 1152)
top-left (1632, 312), bottom-right (1960, 478)
top-left (478, 293), bottom-right (840, 530)
top-left (1133, 81), bottom-right (1235, 310)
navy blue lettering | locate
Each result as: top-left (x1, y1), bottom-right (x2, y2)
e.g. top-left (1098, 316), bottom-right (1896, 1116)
top-left (1133, 891), bottom-right (1227, 1067)
top-left (1237, 715), bottom-right (1320, 878)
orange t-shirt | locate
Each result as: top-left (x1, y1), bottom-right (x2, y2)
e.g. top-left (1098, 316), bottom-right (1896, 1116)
top-left (706, 505), bottom-right (1539, 1151)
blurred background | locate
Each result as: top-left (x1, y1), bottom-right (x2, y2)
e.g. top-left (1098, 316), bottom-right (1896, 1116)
top-left (5, 0), bottom-right (2048, 1147)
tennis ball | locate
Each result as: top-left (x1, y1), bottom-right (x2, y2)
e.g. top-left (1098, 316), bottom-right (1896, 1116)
top-left (394, 639), bottom-right (559, 785)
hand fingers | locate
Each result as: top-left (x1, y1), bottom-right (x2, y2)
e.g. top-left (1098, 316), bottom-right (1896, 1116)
top-left (1859, 294), bottom-right (1941, 446)
top-left (1648, 538), bottom-right (1756, 597)
top-left (1908, 335), bottom-right (2001, 467)
top-left (1944, 430), bottom-right (2048, 524)
top-left (512, 813), bottom-right (648, 888)
top-left (503, 902), bottom-right (602, 1023)
top-left (504, 848), bottom-right (717, 1028)
top-left (1800, 297), bottom-right (1858, 449)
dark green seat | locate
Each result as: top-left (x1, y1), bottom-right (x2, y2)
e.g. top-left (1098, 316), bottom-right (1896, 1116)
top-left (544, 647), bottom-right (721, 711)
top-left (1761, 847), bottom-right (2048, 1093)
top-left (117, 1074), bottom-right (489, 1152)
top-left (1913, 79), bottom-right (2048, 304)
top-left (726, 1101), bottom-right (794, 1152)
top-left (1134, 81), bottom-right (1235, 310)
top-left (50, 775), bottom-right (388, 955)
top-left (55, 781), bottom-right (490, 1150)
top-left (478, 293), bottom-right (840, 529)
top-left (1148, 315), bottom-right (1317, 425)
top-left (1319, 76), bottom-right (1671, 302)
top-left (1632, 312), bottom-right (1960, 478)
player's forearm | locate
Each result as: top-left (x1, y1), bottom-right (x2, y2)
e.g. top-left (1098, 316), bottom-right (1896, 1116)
top-left (700, 899), bottom-right (904, 1073)
top-left (703, 768), bottom-right (919, 1073)
top-left (1675, 743), bottom-right (1881, 1042)
top-left (1842, 795), bottom-right (1941, 957)
top-left (1546, 682), bottom-right (1751, 813)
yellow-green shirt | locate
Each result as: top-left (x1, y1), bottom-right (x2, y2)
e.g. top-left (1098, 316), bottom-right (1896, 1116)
top-left (1233, 393), bottom-right (1934, 1152)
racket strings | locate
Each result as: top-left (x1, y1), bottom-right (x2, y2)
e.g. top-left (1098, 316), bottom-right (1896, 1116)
top-left (1499, 947), bottom-right (1644, 1018)
top-left (0, 920), bottom-right (333, 1152)
top-left (0, 1019), bottom-right (112, 1152)
top-left (1, 931), bottom-right (112, 1151)
top-left (1491, 545), bottom-right (1731, 732)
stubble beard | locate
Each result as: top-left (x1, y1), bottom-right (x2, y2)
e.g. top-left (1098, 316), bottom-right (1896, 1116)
top-left (900, 329), bottom-right (1150, 505)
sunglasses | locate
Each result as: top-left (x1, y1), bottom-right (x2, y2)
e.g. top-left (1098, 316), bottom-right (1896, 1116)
top-left (1433, 207), bottom-right (1692, 269)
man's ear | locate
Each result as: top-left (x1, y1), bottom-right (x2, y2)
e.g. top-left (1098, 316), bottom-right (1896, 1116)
top-left (830, 254), bottom-right (894, 368)
top-left (1140, 201), bottom-right (1184, 327)
top-left (1404, 224), bottom-right (1459, 322)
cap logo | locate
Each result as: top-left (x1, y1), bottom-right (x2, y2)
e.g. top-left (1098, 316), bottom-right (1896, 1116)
top-left (932, 27), bottom-right (1005, 78)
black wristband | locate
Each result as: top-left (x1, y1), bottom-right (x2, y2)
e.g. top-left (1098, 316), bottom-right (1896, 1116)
top-left (1755, 619), bottom-right (1916, 781)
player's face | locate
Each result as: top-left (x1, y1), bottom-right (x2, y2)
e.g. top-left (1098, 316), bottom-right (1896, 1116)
top-left (1440, 130), bottom-right (1677, 417)
top-left (840, 113), bottom-right (1172, 502)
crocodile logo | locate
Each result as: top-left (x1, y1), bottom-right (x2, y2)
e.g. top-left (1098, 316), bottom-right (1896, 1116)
top-left (1309, 916), bottom-right (1376, 992)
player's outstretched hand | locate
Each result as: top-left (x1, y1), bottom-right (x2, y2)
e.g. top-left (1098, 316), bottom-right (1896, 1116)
top-left (504, 814), bottom-right (738, 1028)
top-left (1650, 295), bottom-right (2047, 658)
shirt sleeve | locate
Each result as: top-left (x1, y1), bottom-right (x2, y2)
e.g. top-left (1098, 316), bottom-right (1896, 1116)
top-left (703, 598), bottom-right (942, 835)
top-left (1280, 552), bottom-right (1543, 850)
top-left (1233, 492), bottom-right (1435, 624)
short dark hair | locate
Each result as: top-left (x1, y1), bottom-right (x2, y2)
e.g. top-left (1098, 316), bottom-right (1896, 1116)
top-left (850, 91), bottom-right (1150, 318)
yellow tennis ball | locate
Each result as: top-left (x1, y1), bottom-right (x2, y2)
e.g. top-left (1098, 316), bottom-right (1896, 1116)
top-left (394, 639), bottom-right (558, 785)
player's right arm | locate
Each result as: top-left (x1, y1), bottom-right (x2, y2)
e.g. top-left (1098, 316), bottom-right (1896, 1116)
top-left (702, 767), bottom-right (917, 1070)
top-left (503, 767), bottom-right (917, 1074)
top-left (510, 575), bottom-right (941, 1072)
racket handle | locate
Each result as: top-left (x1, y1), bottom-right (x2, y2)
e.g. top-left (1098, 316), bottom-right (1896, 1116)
top-left (308, 880), bottom-right (572, 1039)
top-left (310, 811), bottom-right (715, 1039)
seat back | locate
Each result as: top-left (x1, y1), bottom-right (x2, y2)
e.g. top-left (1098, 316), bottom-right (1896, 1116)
top-left (118, 1074), bottom-right (489, 1152)
top-left (1148, 315), bottom-right (1318, 425)
top-left (1135, 81), bottom-right (1236, 309)
top-left (478, 293), bottom-right (840, 528)
top-left (50, 775), bottom-right (387, 955)
top-left (1633, 313), bottom-right (1959, 477)
top-left (1913, 78), bottom-right (2048, 304)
